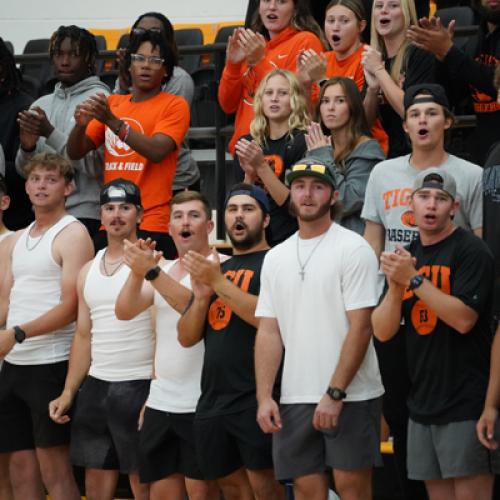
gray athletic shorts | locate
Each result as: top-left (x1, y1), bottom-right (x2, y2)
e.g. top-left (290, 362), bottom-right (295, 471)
top-left (273, 399), bottom-right (383, 480)
top-left (407, 419), bottom-right (498, 480)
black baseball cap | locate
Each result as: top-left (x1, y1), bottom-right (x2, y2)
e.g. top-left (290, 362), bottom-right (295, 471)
top-left (100, 178), bottom-right (142, 206)
top-left (286, 157), bottom-right (336, 190)
top-left (404, 84), bottom-right (450, 112)
top-left (225, 183), bottom-right (270, 214)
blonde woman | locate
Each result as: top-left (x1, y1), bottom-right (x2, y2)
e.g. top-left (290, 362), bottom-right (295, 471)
top-left (362, 0), bottom-right (436, 158)
top-left (234, 69), bottom-right (310, 245)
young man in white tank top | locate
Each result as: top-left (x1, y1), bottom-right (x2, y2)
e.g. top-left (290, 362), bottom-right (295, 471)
top-left (114, 191), bottom-right (222, 500)
top-left (49, 178), bottom-right (154, 500)
top-left (0, 152), bottom-right (94, 500)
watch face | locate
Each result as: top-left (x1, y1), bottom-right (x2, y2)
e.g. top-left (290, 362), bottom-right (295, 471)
top-left (145, 266), bottom-right (161, 281)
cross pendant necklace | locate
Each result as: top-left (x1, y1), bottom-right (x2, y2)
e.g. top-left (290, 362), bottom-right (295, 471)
top-left (296, 231), bottom-right (328, 281)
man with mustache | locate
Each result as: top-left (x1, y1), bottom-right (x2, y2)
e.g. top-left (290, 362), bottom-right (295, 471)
top-left (49, 178), bottom-right (154, 499)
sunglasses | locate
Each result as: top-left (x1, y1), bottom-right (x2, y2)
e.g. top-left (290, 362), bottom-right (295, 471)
top-left (291, 164), bottom-right (328, 174)
top-left (131, 27), bottom-right (163, 36)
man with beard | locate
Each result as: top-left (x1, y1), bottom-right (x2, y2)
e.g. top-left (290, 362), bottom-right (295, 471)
top-left (178, 184), bottom-right (283, 500)
top-left (16, 26), bottom-right (108, 236)
top-left (254, 158), bottom-right (384, 500)
top-left (407, 0), bottom-right (500, 164)
top-left (49, 179), bottom-right (153, 499)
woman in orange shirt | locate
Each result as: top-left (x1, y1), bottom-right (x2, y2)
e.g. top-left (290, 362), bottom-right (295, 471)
top-left (218, 0), bottom-right (324, 155)
top-left (297, 0), bottom-right (389, 154)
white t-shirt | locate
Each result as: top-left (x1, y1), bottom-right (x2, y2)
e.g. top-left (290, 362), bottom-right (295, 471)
top-left (361, 154), bottom-right (483, 252)
top-left (256, 223), bottom-right (384, 403)
top-left (84, 249), bottom-right (154, 382)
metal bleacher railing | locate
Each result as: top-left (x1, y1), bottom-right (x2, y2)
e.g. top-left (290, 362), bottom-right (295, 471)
top-left (14, 42), bottom-right (232, 240)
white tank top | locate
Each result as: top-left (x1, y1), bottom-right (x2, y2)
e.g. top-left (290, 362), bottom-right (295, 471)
top-left (84, 249), bottom-right (154, 382)
top-left (146, 259), bottom-right (205, 413)
top-left (6, 215), bottom-right (77, 365)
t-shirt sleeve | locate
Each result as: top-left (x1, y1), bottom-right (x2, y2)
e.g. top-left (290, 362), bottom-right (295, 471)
top-left (465, 168), bottom-right (483, 230)
top-left (255, 253), bottom-right (277, 318)
top-left (452, 235), bottom-right (494, 314)
top-left (85, 117), bottom-right (106, 148)
top-left (154, 96), bottom-right (190, 149)
top-left (360, 167), bottom-right (382, 223)
top-left (342, 243), bottom-right (381, 310)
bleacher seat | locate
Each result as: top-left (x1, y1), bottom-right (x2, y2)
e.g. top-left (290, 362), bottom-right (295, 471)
top-left (20, 38), bottom-right (52, 96)
top-left (174, 28), bottom-right (203, 74)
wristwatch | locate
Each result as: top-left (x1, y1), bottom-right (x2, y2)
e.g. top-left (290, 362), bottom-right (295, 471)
top-left (408, 274), bottom-right (424, 291)
top-left (13, 325), bottom-right (27, 343)
top-left (326, 386), bottom-right (346, 401)
top-left (144, 266), bottom-right (161, 281)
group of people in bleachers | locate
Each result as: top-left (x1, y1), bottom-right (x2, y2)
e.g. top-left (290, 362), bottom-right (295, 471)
top-left (1, 0), bottom-right (500, 499)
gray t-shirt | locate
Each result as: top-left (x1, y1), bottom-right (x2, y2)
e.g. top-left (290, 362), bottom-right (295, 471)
top-left (361, 154), bottom-right (483, 252)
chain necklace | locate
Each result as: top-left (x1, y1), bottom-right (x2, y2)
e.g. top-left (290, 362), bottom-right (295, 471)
top-left (296, 230), bottom-right (329, 281)
top-left (25, 216), bottom-right (64, 252)
top-left (102, 249), bottom-right (124, 277)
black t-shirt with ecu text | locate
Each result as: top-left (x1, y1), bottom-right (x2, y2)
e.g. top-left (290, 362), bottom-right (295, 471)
top-left (403, 227), bottom-right (494, 425)
top-left (196, 250), bottom-right (280, 418)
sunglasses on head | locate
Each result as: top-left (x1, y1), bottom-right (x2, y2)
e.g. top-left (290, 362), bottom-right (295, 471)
top-left (291, 164), bottom-right (327, 174)
top-left (131, 27), bottom-right (163, 36)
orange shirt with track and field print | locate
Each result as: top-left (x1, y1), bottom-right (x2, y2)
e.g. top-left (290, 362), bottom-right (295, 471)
top-left (85, 92), bottom-right (190, 232)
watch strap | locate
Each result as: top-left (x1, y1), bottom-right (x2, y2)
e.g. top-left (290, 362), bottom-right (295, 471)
top-left (13, 325), bottom-right (27, 344)
top-left (326, 386), bottom-right (346, 401)
top-left (144, 265), bottom-right (161, 281)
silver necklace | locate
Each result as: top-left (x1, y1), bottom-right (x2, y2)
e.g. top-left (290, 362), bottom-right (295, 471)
top-left (25, 215), bottom-right (65, 252)
top-left (296, 231), bottom-right (328, 281)
top-left (102, 249), bottom-right (124, 277)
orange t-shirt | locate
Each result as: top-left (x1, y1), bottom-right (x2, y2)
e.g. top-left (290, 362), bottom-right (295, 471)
top-left (86, 92), bottom-right (190, 232)
top-left (325, 46), bottom-right (389, 156)
top-left (218, 27), bottom-right (324, 154)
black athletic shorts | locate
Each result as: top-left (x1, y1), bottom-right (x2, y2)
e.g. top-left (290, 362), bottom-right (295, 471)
top-left (0, 360), bottom-right (70, 452)
top-left (194, 406), bottom-right (273, 480)
top-left (139, 407), bottom-right (204, 483)
top-left (70, 376), bottom-right (150, 473)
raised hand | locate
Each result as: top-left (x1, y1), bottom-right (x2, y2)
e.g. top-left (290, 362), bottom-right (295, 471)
top-left (297, 49), bottom-right (327, 85)
top-left (305, 122), bottom-right (331, 150)
top-left (123, 238), bottom-right (162, 277)
top-left (226, 28), bottom-right (247, 64)
top-left (237, 28), bottom-right (266, 66)
top-left (407, 16), bottom-right (454, 61)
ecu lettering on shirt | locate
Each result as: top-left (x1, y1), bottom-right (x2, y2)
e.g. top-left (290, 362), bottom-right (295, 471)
top-left (208, 269), bottom-right (255, 331)
top-left (403, 265), bottom-right (451, 336)
top-left (472, 54), bottom-right (500, 114)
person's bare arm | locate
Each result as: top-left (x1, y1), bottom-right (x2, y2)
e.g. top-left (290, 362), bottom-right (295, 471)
top-left (177, 278), bottom-right (211, 347)
top-left (49, 263), bottom-right (93, 424)
top-left (0, 222), bottom-right (94, 356)
top-left (118, 238), bottom-right (192, 318)
top-left (183, 250), bottom-right (260, 327)
top-left (255, 316), bottom-right (284, 433)
top-left (372, 279), bottom-right (405, 342)
top-left (363, 220), bottom-right (385, 260)
top-left (312, 307), bottom-right (375, 430)
top-left (477, 323), bottom-right (500, 449)
top-left (0, 232), bottom-right (21, 326)
top-left (78, 93), bottom-right (176, 163)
